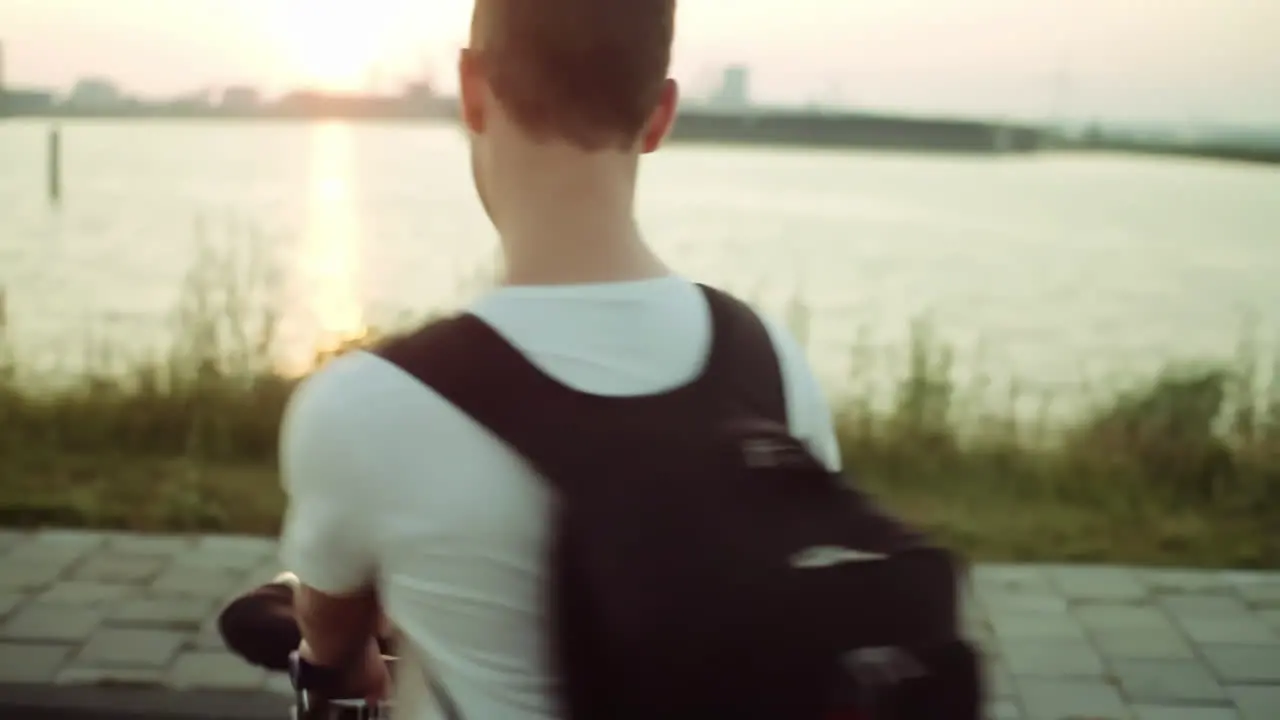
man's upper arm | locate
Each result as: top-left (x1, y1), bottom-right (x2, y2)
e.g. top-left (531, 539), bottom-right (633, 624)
top-left (278, 358), bottom-right (380, 596)
top-left (759, 316), bottom-right (842, 472)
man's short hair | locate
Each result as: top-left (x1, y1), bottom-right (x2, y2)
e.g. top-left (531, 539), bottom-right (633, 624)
top-left (471, 0), bottom-right (676, 150)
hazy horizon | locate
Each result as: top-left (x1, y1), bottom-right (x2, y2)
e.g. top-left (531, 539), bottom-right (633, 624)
top-left (3, 0), bottom-right (1279, 125)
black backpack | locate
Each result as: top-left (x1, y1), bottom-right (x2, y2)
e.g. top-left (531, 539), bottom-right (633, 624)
top-left (376, 284), bottom-right (982, 720)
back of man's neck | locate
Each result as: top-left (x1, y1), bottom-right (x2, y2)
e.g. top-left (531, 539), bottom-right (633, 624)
top-left (489, 152), bottom-right (668, 286)
top-left (498, 222), bottom-right (670, 287)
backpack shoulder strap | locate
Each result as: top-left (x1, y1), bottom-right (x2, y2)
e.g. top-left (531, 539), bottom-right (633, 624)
top-left (374, 284), bottom-right (788, 475)
top-left (695, 285), bottom-right (788, 426)
top-left (373, 312), bottom-right (580, 479)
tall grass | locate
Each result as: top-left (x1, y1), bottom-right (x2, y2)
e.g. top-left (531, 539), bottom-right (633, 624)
top-left (1, 241), bottom-right (1277, 565)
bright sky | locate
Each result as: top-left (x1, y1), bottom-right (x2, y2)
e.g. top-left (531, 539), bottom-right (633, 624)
top-left (2, 0), bottom-right (1279, 124)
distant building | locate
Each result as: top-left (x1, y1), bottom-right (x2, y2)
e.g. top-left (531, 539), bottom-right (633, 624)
top-left (165, 88), bottom-right (213, 110)
top-left (401, 81), bottom-right (439, 113)
top-left (3, 88), bottom-right (55, 115)
top-left (0, 37), bottom-right (8, 115)
top-left (403, 82), bottom-right (435, 102)
top-left (221, 86), bottom-right (261, 111)
top-left (711, 65), bottom-right (751, 109)
top-left (0, 39), bottom-right (57, 116)
top-left (68, 77), bottom-right (124, 108)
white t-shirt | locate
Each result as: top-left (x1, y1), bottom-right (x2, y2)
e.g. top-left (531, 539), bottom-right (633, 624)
top-left (278, 276), bottom-right (841, 720)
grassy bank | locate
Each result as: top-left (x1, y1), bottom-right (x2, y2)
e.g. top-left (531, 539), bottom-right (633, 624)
top-left (1, 250), bottom-right (1278, 567)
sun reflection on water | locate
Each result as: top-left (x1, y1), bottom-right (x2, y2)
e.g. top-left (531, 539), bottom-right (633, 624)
top-left (287, 122), bottom-right (367, 374)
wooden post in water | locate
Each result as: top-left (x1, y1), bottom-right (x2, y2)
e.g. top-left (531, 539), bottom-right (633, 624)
top-left (47, 125), bottom-right (62, 205)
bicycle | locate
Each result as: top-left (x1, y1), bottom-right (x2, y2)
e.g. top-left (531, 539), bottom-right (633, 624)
top-left (287, 651), bottom-right (397, 720)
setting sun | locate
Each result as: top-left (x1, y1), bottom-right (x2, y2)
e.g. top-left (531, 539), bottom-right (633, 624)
top-left (271, 0), bottom-right (443, 91)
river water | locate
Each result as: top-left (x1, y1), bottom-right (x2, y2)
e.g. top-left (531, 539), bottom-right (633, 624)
top-left (1, 119), bottom-right (1278, 409)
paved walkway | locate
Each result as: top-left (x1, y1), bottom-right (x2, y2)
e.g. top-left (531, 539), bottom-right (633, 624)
top-left (0, 529), bottom-right (1278, 719)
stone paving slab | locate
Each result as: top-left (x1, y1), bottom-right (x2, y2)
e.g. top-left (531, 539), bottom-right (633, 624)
top-left (0, 682), bottom-right (289, 720)
top-left (1111, 659), bottom-right (1228, 704)
top-left (1132, 708), bottom-right (1242, 720)
top-left (0, 528), bottom-right (1278, 719)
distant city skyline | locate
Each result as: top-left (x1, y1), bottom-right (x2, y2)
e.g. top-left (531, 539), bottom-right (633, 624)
top-left (3, 0), bottom-right (1279, 126)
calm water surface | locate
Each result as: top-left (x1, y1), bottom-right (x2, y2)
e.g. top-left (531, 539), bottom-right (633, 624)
top-left (1, 120), bottom-right (1278, 405)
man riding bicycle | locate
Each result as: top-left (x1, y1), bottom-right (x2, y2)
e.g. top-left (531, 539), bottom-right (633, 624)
top-left (272, 1), bottom-right (837, 715)
top-left (259, 1), bottom-right (977, 718)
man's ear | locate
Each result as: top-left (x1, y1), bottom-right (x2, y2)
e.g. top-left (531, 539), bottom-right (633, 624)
top-left (640, 78), bottom-right (679, 154)
top-left (458, 48), bottom-right (487, 135)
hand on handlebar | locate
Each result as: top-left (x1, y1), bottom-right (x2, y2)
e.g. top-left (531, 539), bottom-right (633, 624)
top-left (299, 636), bottom-right (392, 704)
